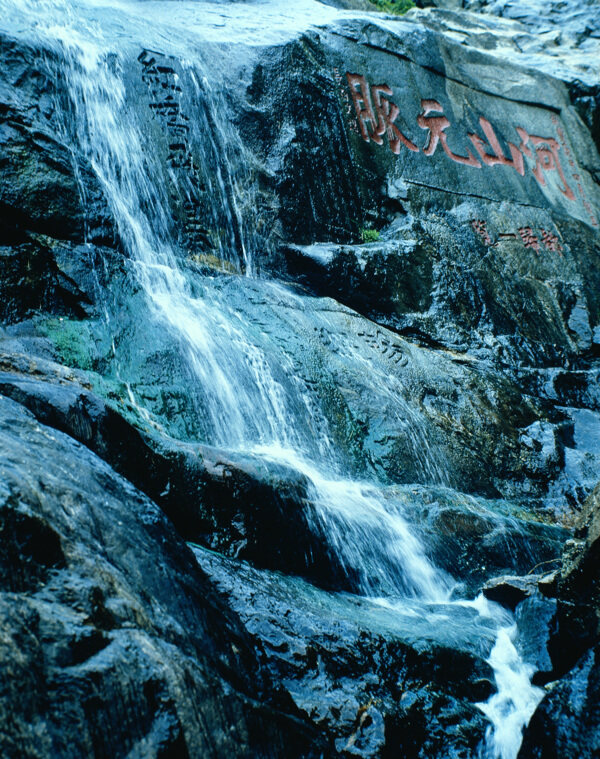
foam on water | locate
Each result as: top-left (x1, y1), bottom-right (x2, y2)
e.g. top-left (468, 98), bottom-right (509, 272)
top-left (477, 625), bottom-right (545, 759)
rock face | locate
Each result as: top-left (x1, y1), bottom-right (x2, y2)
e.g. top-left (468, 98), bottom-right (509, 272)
top-left (0, 0), bottom-right (599, 757)
top-left (195, 546), bottom-right (498, 759)
top-left (519, 643), bottom-right (600, 759)
top-left (553, 484), bottom-right (600, 673)
top-left (0, 394), bottom-right (328, 758)
top-left (519, 484), bottom-right (600, 759)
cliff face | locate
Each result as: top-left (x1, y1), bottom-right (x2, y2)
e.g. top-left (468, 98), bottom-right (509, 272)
top-left (518, 484), bottom-right (600, 759)
top-left (0, 0), bottom-right (599, 756)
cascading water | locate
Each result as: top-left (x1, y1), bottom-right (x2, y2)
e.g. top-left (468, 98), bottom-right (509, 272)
top-left (1, 0), bottom-right (547, 754)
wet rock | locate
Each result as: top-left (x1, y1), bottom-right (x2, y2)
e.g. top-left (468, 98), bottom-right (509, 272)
top-left (0, 350), bottom-right (360, 592)
top-left (0, 235), bottom-right (91, 324)
top-left (399, 488), bottom-right (566, 594)
top-left (0, 349), bottom-right (567, 597)
top-left (194, 546), bottom-right (497, 759)
top-left (515, 593), bottom-right (557, 683)
top-left (0, 393), bottom-right (330, 758)
top-left (519, 483), bottom-right (600, 755)
top-left (0, 36), bottom-right (111, 243)
top-left (0, 1), bottom-right (599, 755)
top-left (482, 574), bottom-right (543, 610)
top-left (551, 482), bottom-right (600, 675)
top-left (2, 6), bottom-right (599, 512)
top-left (519, 643), bottom-right (600, 759)
top-left (244, 22), bottom-right (600, 370)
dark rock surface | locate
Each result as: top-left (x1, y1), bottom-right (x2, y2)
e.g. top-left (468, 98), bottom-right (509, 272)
top-left (519, 643), bottom-right (600, 759)
top-left (482, 574), bottom-right (544, 611)
top-left (519, 483), bottom-right (600, 757)
top-left (552, 483), bottom-right (600, 673)
top-left (0, 349), bottom-right (567, 598)
top-left (0, 393), bottom-right (330, 758)
top-left (194, 545), bottom-right (498, 759)
top-left (1, 0), bottom-right (598, 514)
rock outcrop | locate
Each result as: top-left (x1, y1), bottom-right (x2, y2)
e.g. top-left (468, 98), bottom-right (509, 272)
top-left (0, 393), bottom-right (329, 758)
top-left (519, 484), bottom-right (600, 758)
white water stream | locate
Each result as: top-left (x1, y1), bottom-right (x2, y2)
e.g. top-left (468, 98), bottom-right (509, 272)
top-left (0, 0), bottom-right (546, 754)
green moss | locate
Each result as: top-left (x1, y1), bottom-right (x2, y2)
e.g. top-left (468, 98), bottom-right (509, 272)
top-left (38, 317), bottom-right (94, 371)
top-left (370, 0), bottom-right (415, 15)
top-left (360, 228), bottom-right (381, 243)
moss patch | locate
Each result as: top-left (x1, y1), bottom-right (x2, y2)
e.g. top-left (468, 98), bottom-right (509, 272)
top-left (370, 0), bottom-right (415, 15)
top-left (359, 228), bottom-right (381, 243)
top-left (38, 317), bottom-right (95, 371)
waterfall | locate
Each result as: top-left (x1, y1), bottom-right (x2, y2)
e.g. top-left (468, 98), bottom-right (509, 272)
top-left (31, 0), bottom-right (452, 598)
top-left (477, 624), bottom-right (545, 759)
top-left (0, 0), bottom-right (546, 754)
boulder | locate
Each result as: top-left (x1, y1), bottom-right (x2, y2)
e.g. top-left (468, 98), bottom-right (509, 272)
top-left (0, 393), bottom-right (330, 758)
top-left (195, 545), bottom-right (498, 759)
top-left (482, 574), bottom-right (544, 611)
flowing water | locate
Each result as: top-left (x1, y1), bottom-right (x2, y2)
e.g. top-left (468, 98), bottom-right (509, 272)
top-left (0, 0), bottom-right (546, 754)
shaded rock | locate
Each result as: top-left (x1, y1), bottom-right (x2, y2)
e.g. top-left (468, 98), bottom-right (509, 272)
top-left (0, 36), bottom-right (111, 243)
top-left (482, 574), bottom-right (543, 610)
top-left (398, 488), bottom-right (566, 594)
top-left (519, 643), bottom-right (600, 759)
top-left (0, 393), bottom-right (330, 758)
top-left (0, 234), bottom-right (91, 324)
top-left (550, 482), bottom-right (600, 675)
top-left (194, 545), bottom-right (497, 759)
top-left (519, 483), bottom-right (600, 755)
top-left (537, 570), bottom-right (559, 598)
top-left (569, 80), bottom-right (600, 156)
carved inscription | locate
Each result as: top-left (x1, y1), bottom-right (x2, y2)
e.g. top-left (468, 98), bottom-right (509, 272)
top-left (552, 114), bottom-right (598, 227)
top-left (343, 72), bottom-right (597, 218)
top-left (471, 219), bottom-right (492, 246)
top-left (471, 219), bottom-right (563, 255)
top-left (138, 50), bottom-right (215, 254)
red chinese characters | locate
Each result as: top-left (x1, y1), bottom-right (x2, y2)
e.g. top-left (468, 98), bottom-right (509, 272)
top-left (344, 71), bottom-right (583, 209)
top-left (471, 219), bottom-right (492, 245)
top-left (540, 229), bottom-right (563, 253)
top-left (346, 74), bottom-right (417, 153)
top-left (417, 100), bottom-right (481, 167)
top-left (470, 221), bottom-right (564, 255)
top-left (516, 128), bottom-right (575, 200)
top-left (468, 117), bottom-right (524, 175)
top-left (518, 226), bottom-right (540, 253)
